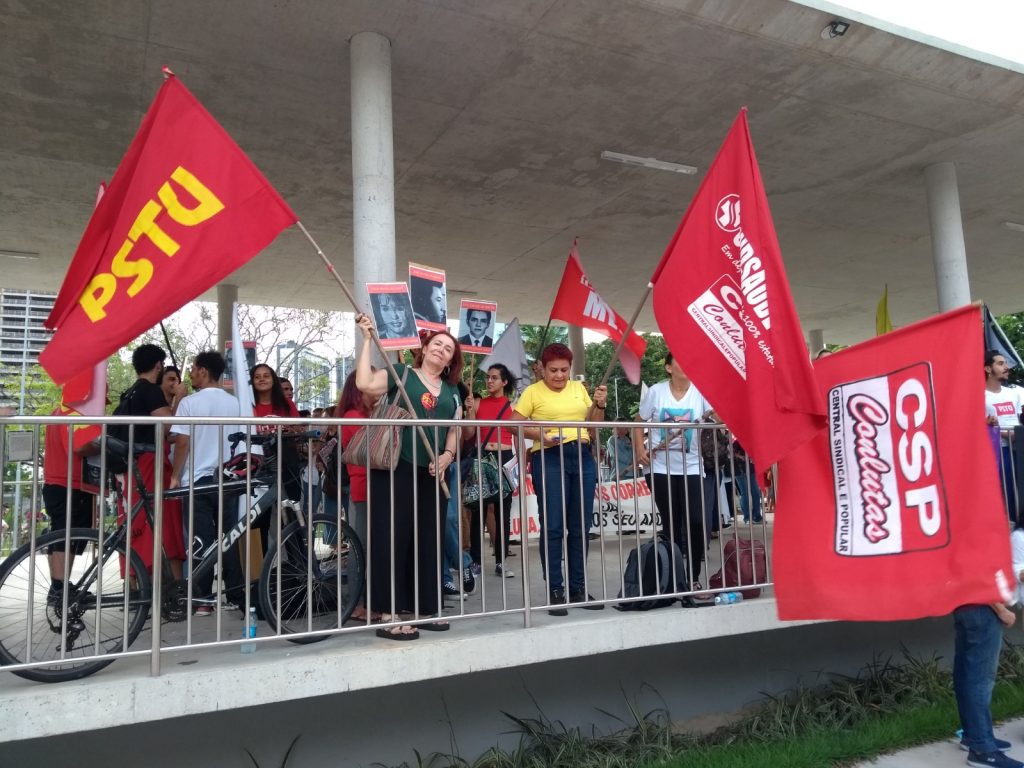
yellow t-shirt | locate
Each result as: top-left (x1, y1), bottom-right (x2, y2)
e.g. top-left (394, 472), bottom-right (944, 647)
top-left (515, 380), bottom-right (593, 452)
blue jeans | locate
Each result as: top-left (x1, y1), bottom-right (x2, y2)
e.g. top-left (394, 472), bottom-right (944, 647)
top-left (531, 443), bottom-right (596, 592)
top-left (443, 465), bottom-right (470, 577)
top-left (953, 604), bottom-right (1004, 755)
top-left (736, 465), bottom-right (762, 523)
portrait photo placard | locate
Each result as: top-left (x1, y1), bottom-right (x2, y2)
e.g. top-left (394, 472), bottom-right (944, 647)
top-left (367, 282), bottom-right (420, 350)
top-left (408, 263), bottom-right (447, 332)
top-left (458, 299), bottom-right (497, 354)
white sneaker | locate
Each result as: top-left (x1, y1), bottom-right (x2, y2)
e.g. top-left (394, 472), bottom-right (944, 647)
top-left (495, 564), bottom-right (515, 578)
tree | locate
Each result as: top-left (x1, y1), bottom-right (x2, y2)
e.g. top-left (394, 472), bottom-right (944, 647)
top-left (0, 365), bottom-right (62, 416)
top-left (519, 323), bottom-right (568, 362)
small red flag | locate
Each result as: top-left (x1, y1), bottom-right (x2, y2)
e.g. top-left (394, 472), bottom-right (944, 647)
top-left (549, 243), bottom-right (647, 384)
top-left (774, 305), bottom-right (1013, 621)
top-left (651, 109), bottom-right (824, 471)
top-left (41, 73), bottom-right (297, 384)
top-left (60, 361), bottom-right (107, 449)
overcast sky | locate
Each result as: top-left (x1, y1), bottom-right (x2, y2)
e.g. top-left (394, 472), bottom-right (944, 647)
top-left (793, 0), bottom-right (1024, 72)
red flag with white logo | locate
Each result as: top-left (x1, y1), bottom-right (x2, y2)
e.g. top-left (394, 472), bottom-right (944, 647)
top-left (651, 109), bottom-right (824, 471)
top-left (549, 243), bottom-right (647, 384)
top-left (774, 304), bottom-right (1013, 621)
top-left (40, 72), bottom-right (297, 385)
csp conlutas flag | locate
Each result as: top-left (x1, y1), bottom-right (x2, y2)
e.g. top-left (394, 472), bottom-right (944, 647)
top-left (773, 304), bottom-right (1013, 621)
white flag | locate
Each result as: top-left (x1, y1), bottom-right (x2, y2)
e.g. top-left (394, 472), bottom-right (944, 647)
top-left (478, 317), bottom-right (530, 394)
top-left (232, 302), bottom-right (254, 418)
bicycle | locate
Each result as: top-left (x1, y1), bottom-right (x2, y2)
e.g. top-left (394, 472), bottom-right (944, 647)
top-left (0, 428), bottom-right (365, 683)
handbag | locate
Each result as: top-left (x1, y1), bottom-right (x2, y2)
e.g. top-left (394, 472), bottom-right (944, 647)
top-left (461, 452), bottom-right (505, 504)
top-left (340, 368), bottom-right (411, 471)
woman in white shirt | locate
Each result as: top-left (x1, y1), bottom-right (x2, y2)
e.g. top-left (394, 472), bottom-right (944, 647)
top-left (633, 352), bottom-right (711, 590)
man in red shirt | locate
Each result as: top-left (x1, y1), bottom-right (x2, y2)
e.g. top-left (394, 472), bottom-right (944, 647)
top-left (42, 407), bottom-right (100, 603)
top-left (472, 364), bottom-right (518, 577)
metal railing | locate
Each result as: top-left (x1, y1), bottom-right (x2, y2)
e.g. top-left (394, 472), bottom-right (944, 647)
top-left (0, 413), bottom-right (774, 683)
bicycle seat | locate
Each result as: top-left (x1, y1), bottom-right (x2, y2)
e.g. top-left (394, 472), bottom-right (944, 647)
top-left (104, 435), bottom-right (156, 460)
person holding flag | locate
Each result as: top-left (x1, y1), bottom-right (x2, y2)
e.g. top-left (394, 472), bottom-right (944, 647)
top-left (42, 406), bottom-right (101, 607)
top-left (634, 352), bottom-right (712, 590)
top-left (513, 343), bottom-right (608, 615)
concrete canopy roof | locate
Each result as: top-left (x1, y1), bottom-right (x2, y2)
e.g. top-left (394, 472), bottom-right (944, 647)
top-left (3, 1), bottom-right (1024, 345)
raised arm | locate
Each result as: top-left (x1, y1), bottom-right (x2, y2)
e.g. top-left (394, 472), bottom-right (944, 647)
top-left (354, 313), bottom-right (391, 397)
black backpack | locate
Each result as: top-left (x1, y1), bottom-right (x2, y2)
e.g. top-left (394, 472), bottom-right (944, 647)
top-left (617, 536), bottom-right (689, 611)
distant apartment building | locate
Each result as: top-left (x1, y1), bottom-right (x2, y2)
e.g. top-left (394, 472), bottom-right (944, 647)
top-left (0, 289), bottom-right (55, 411)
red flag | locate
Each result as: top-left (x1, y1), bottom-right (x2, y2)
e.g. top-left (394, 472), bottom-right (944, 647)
top-left (41, 73), bottom-right (297, 384)
top-left (549, 244), bottom-right (647, 384)
top-left (651, 110), bottom-right (824, 471)
top-left (774, 305), bottom-right (1013, 621)
top-left (60, 362), bottom-right (107, 450)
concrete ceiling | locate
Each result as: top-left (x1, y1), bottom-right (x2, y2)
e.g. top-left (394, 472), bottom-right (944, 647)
top-left (3, 0), bottom-right (1024, 344)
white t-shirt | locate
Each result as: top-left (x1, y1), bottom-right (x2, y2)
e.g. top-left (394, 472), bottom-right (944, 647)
top-left (170, 387), bottom-right (242, 485)
top-left (985, 386), bottom-right (1023, 444)
top-left (638, 380), bottom-right (709, 476)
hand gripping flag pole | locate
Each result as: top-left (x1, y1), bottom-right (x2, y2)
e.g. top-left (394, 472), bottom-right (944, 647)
top-left (294, 221), bottom-right (450, 497)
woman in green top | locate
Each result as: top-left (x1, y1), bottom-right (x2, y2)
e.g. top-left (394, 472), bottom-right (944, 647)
top-left (355, 313), bottom-right (463, 640)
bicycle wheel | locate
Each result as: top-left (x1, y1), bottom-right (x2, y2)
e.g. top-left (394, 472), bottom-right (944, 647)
top-left (259, 514), bottom-right (364, 644)
top-left (0, 527), bottom-right (152, 683)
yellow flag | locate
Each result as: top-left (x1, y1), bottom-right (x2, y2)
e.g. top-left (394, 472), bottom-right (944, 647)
top-left (876, 284), bottom-right (893, 336)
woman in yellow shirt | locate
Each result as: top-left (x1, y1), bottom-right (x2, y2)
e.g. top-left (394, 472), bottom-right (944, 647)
top-left (513, 343), bottom-right (607, 615)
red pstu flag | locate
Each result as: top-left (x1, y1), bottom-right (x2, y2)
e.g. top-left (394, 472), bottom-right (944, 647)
top-left (651, 109), bottom-right (824, 471)
top-left (41, 73), bottom-right (297, 384)
top-left (549, 243), bottom-right (646, 384)
top-left (774, 305), bottom-right (1013, 621)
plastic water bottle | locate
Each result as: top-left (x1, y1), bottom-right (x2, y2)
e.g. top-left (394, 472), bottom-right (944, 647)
top-left (714, 591), bottom-right (744, 605)
top-left (241, 607), bottom-right (257, 653)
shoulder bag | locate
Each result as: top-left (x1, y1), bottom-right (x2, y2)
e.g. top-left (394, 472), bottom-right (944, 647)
top-left (340, 368), bottom-right (411, 471)
top-left (461, 401), bottom-right (512, 503)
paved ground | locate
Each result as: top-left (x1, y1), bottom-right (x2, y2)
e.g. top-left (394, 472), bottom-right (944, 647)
top-left (852, 718), bottom-right (1024, 767)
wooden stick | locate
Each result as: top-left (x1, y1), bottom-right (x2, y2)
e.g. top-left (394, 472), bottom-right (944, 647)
top-left (295, 221), bottom-right (449, 496)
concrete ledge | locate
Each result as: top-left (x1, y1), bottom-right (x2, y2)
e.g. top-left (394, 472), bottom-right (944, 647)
top-left (0, 597), bottom-right (810, 742)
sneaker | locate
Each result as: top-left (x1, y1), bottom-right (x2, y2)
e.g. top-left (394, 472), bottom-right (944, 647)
top-left (961, 738), bottom-right (1013, 753)
top-left (967, 750), bottom-right (1024, 768)
top-left (495, 564), bottom-right (515, 578)
top-left (548, 588), bottom-right (568, 616)
top-left (462, 566), bottom-right (476, 596)
top-left (47, 582), bottom-right (94, 606)
top-left (569, 589), bottom-right (605, 610)
top-left (470, 562), bottom-right (481, 578)
top-left (194, 604), bottom-right (215, 617)
top-left (442, 579), bottom-right (462, 597)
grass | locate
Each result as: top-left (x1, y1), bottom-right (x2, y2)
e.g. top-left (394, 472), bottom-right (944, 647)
top-left (383, 643), bottom-right (1024, 768)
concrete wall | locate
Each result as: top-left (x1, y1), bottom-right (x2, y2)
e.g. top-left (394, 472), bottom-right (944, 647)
top-left (0, 615), bottom-right (952, 767)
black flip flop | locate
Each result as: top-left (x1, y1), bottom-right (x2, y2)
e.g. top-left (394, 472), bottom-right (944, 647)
top-left (376, 626), bottom-right (420, 641)
top-left (419, 621), bottom-right (450, 632)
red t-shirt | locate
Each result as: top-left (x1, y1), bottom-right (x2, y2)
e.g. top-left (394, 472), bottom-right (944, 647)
top-left (475, 396), bottom-right (514, 447)
top-left (341, 407), bottom-right (368, 502)
top-left (43, 422), bottom-right (84, 488)
top-left (253, 400), bottom-right (300, 424)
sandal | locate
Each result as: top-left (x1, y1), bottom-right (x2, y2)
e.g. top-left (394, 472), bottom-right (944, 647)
top-left (376, 625), bottom-right (419, 641)
top-left (350, 608), bottom-right (383, 623)
top-left (419, 620), bottom-right (450, 632)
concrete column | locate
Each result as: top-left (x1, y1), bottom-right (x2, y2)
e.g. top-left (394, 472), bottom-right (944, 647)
top-left (568, 325), bottom-right (586, 379)
top-left (924, 162), bottom-right (971, 312)
top-left (216, 283), bottom-right (238, 356)
top-left (808, 329), bottom-right (825, 356)
top-left (351, 31), bottom-right (397, 366)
